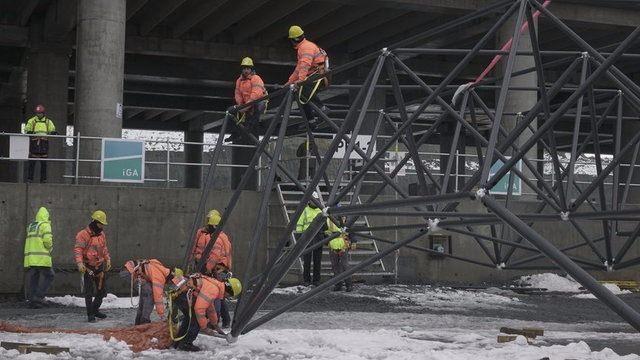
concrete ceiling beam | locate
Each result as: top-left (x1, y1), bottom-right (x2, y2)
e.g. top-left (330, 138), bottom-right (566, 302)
top-left (139, 0), bottom-right (187, 36)
top-left (233, 0), bottom-right (311, 43)
top-left (125, 36), bottom-right (293, 65)
top-left (202, 0), bottom-right (271, 41)
top-left (18, 0), bottom-right (39, 26)
top-left (172, 0), bottom-right (228, 38)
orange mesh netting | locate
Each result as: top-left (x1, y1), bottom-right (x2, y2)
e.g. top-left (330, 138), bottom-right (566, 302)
top-left (0, 321), bottom-right (173, 352)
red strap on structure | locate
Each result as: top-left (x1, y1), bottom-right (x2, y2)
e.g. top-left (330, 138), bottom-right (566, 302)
top-left (473, 0), bottom-right (552, 85)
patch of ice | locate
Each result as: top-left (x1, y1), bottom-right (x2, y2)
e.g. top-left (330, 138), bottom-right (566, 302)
top-left (573, 283), bottom-right (632, 299)
top-left (271, 285), bottom-right (312, 295)
top-left (363, 285), bottom-right (521, 311)
top-left (519, 273), bottom-right (582, 292)
top-left (45, 293), bottom-right (138, 309)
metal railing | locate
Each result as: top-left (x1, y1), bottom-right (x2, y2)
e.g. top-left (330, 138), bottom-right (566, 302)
top-left (5, 131), bottom-right (640, 200)
top-left (0, 132), bottom-right (256, 187)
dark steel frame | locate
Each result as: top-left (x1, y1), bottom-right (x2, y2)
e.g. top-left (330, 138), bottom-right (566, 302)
top-left (180, 0), bottom-right (640, 340)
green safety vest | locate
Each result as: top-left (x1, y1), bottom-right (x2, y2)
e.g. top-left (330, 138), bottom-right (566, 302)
top-left (328, 235), bottom-right (347, 251)
top-left (296, 206), bottom-right (322, 233)
top-left (24, 116), bottom-right (55, 135)
top-left (24, 208), bottom-right (53, 268)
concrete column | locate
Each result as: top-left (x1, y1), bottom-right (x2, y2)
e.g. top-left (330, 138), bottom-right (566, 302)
top-left (184, 129), bottom-right (203, 188)
top-left (0, 104), bottom-right (23, 182)
top-left (496, 16), bottom-right (538, 195)
top-left (74, 0), bottom-right (126, 180)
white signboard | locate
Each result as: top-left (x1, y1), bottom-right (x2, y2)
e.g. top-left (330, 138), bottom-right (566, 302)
top-left (116, 103), bottom-right (123, 119)
top-left (332, 135), bottom-right (375, 159)
top-left (385, 151), bottom-right (407, 176)
top-left (9, 135), bottom-right (29, 160)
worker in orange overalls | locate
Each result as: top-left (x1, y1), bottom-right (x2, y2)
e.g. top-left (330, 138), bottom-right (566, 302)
top-left (172, 274), bottom-right (241, 352)
top-left (227, 57), bottom-right (268, 142)
top-left (191, 209), bottom-right (233, 327)
top-left (285, 25), bottom-right (330, 126)
top-left (121, 259), bottom-right (181, 325)
top-left (74, 210), bottom-right (111, 323)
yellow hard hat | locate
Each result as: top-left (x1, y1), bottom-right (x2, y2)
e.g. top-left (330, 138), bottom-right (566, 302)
top-left (91, 210), bottom-right (108, 225)
top-left (240, 57), bottom-right (254, 67)
top-left (226, 277), bottom-right (242, 298)
top-left (288, 25), bottom-right (304, 39)
top-left (208, 209), bottom-right (221, 226)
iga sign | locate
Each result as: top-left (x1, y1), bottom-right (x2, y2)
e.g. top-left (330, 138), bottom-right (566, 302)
top-left (488, 157), bottom-right (522, 195)
top-left (332, 134), bottom-right (375, 159)
top-left (101, 138), bottom-right (145, 183)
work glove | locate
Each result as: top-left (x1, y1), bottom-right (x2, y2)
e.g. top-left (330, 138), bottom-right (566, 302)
top-left (350, 243), bottom-right (356, 251)
top-left (105, 260), bottom-right (112, 272)
top-left (77, 263), bottom-right (86, 273)
top-left (227, 105), bottom-right (239, 114)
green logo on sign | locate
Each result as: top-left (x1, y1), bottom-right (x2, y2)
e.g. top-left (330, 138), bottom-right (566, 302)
top-left (101, 139), bottom-right (145, 183)
top-left (488, 157), bottom-right (522, 195)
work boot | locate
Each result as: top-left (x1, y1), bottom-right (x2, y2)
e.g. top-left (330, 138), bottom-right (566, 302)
top-left (87, 315), bottom-right (96, 323)
top-left (94, 311), bottom-right (107, 319)
top-left (177, 343), bottom-right (201, 352)
top-left (332, 284), bottom-right (343, 292)
top-left (345, 285), bottom-right (353, 292)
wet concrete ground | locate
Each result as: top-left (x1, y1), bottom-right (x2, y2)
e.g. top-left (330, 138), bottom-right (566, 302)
top-left (1, 284), bottom-right (639, 356)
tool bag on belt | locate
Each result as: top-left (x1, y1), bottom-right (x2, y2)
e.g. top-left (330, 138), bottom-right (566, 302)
top-left (29, 119), bottom-right (51, 157)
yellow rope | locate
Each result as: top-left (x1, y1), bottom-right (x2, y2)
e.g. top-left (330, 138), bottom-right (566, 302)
top-left (167, 289), bottom-right (193, 342)
top-left (298, 79), bottom-right (323, 105)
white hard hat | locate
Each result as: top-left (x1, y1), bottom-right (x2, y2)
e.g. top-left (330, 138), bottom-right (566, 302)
top-left (312, 191), bottom-right (320, 199)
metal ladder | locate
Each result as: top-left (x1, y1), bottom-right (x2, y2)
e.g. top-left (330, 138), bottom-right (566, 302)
top-left (274, 182), bottom-right (394, 279)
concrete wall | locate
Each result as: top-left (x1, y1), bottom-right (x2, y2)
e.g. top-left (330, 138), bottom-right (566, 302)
top-left (2, 183), bottom-right (639, 294)
top-left (363, 196), bottom-right (640, 284)
top-left (0, 183), bottom-right (265, 295)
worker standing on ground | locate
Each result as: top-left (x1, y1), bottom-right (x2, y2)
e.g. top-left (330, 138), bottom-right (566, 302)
top-left (327, 215), bottom-right (354, 292)
top-left (296, 191), bottom-right (324, 286)
top-left (24, 104), bottom-right (57, 183)
top-left (23, 206), bottom-right (55, 308)
top-left (192, 209), bottom-right (232, 275)
top-left (285, 25), bottom-right (330, 125)
top-left (192, 209), bottom-right (233, 328)
top-left (122, 259), bottom-right (176, 325)
top-left (227, 57), bottom-right (267, 142)
top-left (173, 274), bottom-right (242, 352)
top-left (74, 210), bottom-right (111, 322)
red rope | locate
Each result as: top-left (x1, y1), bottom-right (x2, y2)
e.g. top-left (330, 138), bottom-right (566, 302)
top-left (473, 0), bottom-right (552, 85)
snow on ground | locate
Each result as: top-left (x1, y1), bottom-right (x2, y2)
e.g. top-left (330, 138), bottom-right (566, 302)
top-left (0, 326), bottom-right (637, 360)
top-left (519, 273), bottom-right (582, 292)
top-left (574, 283), bottom-right (632, 299)
top-left (518, 273), bottom-right (634, 298)
top-left (273, 284), bottom-right (521, 312)
top-left (2, 282), bottom-right (634, 358)
top-left (45, 293), bottom-right (138, 309)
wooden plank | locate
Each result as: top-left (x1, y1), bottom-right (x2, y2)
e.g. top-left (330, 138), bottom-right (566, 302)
top-left (1, 341), bottom-right (69, 355)
top-left (497, 335), bottom-right (518, 343)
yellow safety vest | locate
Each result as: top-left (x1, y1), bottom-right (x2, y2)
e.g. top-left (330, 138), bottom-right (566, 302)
top-left (24, 116), bottom-right (55, 135)
top-left (296, 206), bottom-right (322, 233)
top-left (24, 207), bottom-right (53, 268)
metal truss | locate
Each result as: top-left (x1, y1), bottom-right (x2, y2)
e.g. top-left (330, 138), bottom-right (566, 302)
top-left (182, 0), bottom-right (640, 340)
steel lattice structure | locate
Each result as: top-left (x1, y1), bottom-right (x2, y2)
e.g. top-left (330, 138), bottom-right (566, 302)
top-left (182, 0), bottom-right (640, 341)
